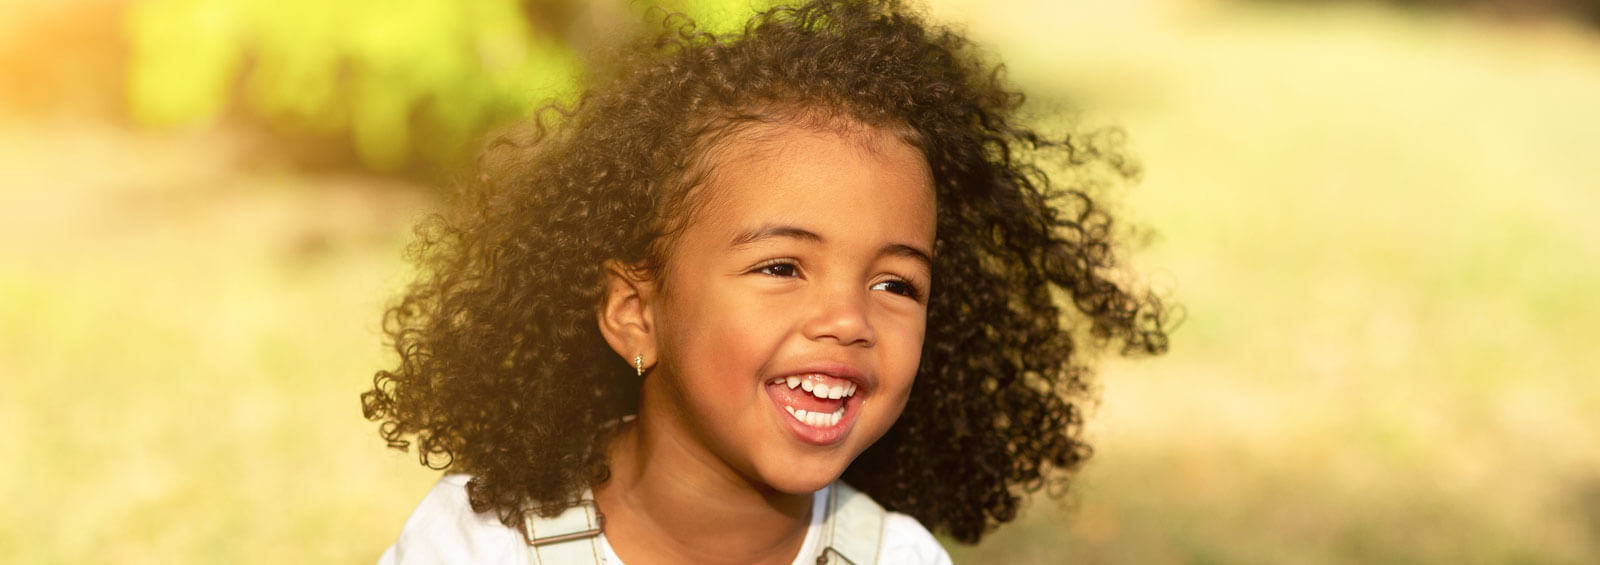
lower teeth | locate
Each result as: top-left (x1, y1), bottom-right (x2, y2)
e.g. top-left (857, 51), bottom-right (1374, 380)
top-left (783, 405), bottom-right (844, 427)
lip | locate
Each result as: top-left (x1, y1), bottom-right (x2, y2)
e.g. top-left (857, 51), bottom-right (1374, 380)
top-left (765, 388), bottom-right (863, 446)
top-left (764, 361), bottom-right (872, 446)
top-left (777, 362), bottom-right (871, 393)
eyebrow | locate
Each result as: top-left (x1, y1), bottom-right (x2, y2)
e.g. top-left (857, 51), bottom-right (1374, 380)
top-left (729, 222), bottom-right (934, 266)
top-left (729, 223), bottom-right (823, 247)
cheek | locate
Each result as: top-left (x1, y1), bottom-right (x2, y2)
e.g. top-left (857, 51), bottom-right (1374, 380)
top-left (883, 310), bottom-right (927, 373)
top-left (872, 313), bottom-right (926, 415)
top-left (668, 295), bottom-right (778, 394)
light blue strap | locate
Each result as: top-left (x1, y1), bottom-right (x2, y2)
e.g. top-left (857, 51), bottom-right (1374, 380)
top-left (818, 482), bottom-right (885, 564)
top-left (524, 500), bottom-right (605, 565)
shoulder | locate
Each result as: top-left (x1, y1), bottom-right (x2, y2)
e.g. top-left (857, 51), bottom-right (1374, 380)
top-left (879, 510), bottom-right (954, 565)
top-left (377, 474), bottom-right (527, 565)
top-left (834, 482), bottom-right (951, 565)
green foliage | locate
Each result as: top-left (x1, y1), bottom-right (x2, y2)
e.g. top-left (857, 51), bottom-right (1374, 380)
top-left (676, 0), bottom-right (778, 33)
top-left (126, 0), bottom-right (582, 171)
top-left (123, 0), bottom-right (774, 172)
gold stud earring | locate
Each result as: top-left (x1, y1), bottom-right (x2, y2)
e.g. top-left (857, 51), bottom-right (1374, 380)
top-left (635, 354), bottom-right (644, 377)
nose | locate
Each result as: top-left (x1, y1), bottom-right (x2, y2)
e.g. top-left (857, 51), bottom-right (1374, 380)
top-left (801, 284), bottom-right (876, 347)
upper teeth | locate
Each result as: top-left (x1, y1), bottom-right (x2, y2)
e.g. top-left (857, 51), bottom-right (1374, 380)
top-left (772, 376), bottom-right (857, 399)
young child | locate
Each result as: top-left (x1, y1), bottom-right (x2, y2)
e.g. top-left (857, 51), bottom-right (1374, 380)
top-left (363, 0), bottom-right (1168, 563)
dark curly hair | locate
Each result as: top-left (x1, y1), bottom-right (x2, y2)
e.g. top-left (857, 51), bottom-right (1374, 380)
top-left (362, 0), bottom-right (1169, 544)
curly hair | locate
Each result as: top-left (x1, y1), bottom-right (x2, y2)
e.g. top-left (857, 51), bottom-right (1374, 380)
top-left (361, 0), bottom-right (1168, 544)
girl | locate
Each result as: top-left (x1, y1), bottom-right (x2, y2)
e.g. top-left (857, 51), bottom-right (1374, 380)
top-left (363, 0), bottom-right (1169, 563)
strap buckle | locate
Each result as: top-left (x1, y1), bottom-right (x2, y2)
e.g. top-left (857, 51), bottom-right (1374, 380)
top-left (816, 546), bottom-right (860, 565)
top-left (524, 499), bottom-right (604, 547)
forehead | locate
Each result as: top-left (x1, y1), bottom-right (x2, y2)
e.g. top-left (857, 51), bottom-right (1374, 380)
top-left (687, 120), bottom-right (936, 236)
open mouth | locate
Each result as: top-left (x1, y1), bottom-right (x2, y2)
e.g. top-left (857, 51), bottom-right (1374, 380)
top-left (764, 373), bottom-right (862, 445)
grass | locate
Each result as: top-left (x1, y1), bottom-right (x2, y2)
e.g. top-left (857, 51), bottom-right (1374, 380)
top-left (3, 0), bottom-right (1599, 562)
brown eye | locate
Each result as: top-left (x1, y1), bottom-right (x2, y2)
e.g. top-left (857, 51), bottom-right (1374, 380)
top-left (757, 262), bottom-right (798, 277)
top-left (871, 279), bottom-right (920, 300)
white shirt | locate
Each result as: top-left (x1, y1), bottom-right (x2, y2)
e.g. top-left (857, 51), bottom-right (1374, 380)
top-left (379, 474), bottom-right (952, 564)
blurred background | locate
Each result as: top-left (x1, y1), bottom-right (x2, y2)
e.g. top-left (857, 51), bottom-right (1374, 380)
top-left (2, 0), bottom-right (1597, 562)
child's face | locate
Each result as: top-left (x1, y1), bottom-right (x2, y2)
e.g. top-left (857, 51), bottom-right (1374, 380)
top-left (646, 121), bottom-right (935, 494)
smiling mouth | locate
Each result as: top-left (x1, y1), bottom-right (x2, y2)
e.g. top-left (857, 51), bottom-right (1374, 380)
top-left (764, 374), bottom-right (861, 437)
top-left (768, 375), bottom-right (858, 426)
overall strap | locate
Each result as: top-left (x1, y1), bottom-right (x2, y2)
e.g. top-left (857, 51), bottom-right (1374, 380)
top-left (523, 499), bottom-right (605, 565)
top-left (522, 484), bottom-right (884, 565)
top-left (816, 481), bottom-right (886, 565)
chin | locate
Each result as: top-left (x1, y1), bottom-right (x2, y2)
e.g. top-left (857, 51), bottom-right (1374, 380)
top-left (761, 473), bottom-right (836, 495)
top-left (757, 457), bottom-right (851, 495)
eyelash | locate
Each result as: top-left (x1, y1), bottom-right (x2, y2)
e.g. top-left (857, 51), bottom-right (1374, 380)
top-left (871, 278), bottom-right (922, 301)
top-left (750, 259), bottom-right (923, 300)
top-left (751, 258), bottom-right (800, 278)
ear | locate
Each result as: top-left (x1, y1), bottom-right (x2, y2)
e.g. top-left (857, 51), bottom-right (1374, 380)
top-left (597, 259), bottom-right (658, 373)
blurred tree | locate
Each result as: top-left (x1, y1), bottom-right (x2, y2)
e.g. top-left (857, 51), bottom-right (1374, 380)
top-left (125, 0), bottom-right (770, 173)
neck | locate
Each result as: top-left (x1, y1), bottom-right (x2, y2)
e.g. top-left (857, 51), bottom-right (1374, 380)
top-left (593, 411), bottom-right (814, 565)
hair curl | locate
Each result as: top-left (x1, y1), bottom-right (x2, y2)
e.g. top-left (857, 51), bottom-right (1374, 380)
top-left (362, 0), bottom-right (1169, 544)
